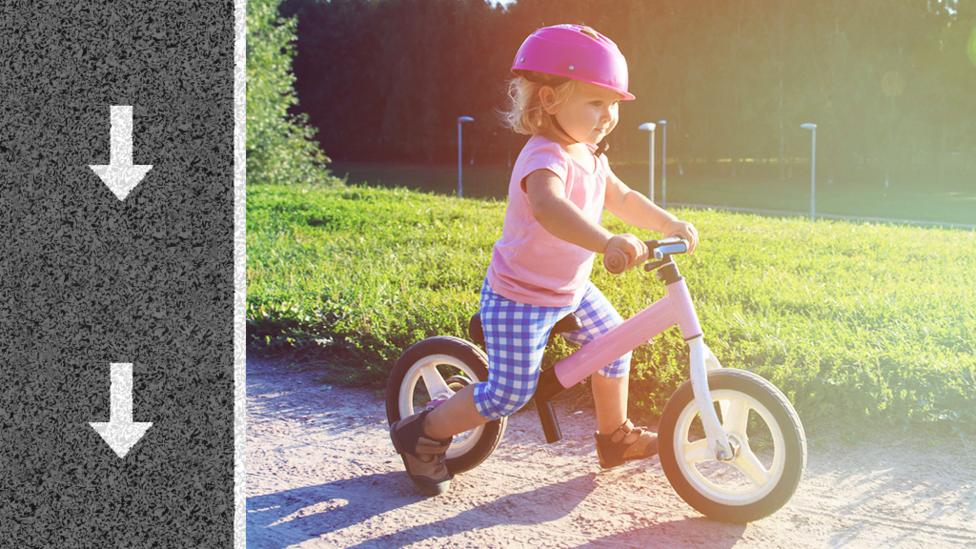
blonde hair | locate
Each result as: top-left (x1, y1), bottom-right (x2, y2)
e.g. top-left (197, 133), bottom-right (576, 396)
top-left (498, 72), bottom-right (578, 135)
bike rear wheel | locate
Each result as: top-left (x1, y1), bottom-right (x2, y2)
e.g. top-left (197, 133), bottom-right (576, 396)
top-left (658, 368), bottom-right (806, 523)
top-left (385, 336), bottom-right (505, 474)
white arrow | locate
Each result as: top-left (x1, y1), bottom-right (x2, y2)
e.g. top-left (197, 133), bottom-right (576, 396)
top-left (89, 105), bottom-right (153, 201)
top-left (89, 362), bottom-right (152, 458)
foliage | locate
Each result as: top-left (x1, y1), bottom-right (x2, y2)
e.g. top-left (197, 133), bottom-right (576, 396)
top-left (247, 0), bottom-right (334, 185)
top-left (285, 0), bottom-right (976, 192)
top-left (247, 182), bottom-right (976, 432)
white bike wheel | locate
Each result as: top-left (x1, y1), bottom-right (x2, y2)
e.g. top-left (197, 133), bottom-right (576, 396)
top-left (385, 336), bottom-right (506, 474)
top-left (397, 353), bottom-right (484, 460)
top-left (659, 368), bottom-right (806, 523)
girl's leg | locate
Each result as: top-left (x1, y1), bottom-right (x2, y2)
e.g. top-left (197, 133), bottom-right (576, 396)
top-left (423, 383), bottom-right (484, 440)
top-left (561, 282), bottom-right (632, 434)
top-left (425, 279), bottom-right (569, 440)
top-left (591, 370), bottom-right (628, 435)
top-left (565, 283), bottom-right (657, 467)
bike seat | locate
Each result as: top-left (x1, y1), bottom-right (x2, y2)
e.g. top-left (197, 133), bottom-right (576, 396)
top-left (468, 312), bottom-right (583, 349)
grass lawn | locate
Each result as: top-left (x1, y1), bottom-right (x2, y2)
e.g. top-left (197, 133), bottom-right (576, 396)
top-left (330, 161), bottom-right (976, 227)
top-left (247, 181), bottom-right (976, 433)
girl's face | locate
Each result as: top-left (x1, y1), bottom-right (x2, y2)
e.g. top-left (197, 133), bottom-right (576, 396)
top-left (542, 81), bottom-right (621, 147)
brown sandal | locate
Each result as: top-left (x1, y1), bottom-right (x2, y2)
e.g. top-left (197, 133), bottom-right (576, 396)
top-left (390, 408), bottom-right (454, 496)
top-left (594, 419), bottom-right (659, 469)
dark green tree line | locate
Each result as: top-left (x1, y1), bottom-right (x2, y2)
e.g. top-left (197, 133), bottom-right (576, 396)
top-left (284, 0), bottom-right (975, 186)
top-left (247, 0), bottom-right (332, 186)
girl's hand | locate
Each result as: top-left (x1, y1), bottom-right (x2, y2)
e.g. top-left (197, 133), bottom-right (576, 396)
top-left (662, 220), bottom-right (699, 254)
top-left (603, 233), bottom-right (649, 274)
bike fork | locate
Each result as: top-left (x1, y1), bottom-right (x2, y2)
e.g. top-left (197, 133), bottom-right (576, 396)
top-left (689, 337), bottom-right (734, 461)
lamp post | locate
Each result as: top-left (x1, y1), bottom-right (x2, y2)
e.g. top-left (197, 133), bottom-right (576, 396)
top-left (638, 122), bottom-right (657, 202)
top-left (457, 115), bottom-right (474, 197)
top-left (800, 122), bottom-right (817, 220)
top-left (658, 119), bottom-right (668, 207)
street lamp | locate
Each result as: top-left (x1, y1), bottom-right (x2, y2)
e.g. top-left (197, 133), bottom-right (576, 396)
top-left (638, 122), bottom-right (656, 202)
top-left (800, 122), bottom-right (817, 220)
top-left (457, 115), bottom-right (474, 197)
top-left (658, 119), bottom-right (668, 208)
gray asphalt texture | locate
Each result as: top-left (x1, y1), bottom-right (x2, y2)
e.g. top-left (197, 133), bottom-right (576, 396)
top-left (0, 2), bottom-right (235, 545)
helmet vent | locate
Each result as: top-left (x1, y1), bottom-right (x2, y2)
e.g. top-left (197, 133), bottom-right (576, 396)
top-left (579, 27), bottom-right (600, 40)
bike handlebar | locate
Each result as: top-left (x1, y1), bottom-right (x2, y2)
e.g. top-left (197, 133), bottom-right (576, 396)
top-left (604, 237), bottom-right (689, 275)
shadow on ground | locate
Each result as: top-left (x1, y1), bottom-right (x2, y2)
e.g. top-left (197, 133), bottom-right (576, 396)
top-left (248, 471), bottom-right (599, 547)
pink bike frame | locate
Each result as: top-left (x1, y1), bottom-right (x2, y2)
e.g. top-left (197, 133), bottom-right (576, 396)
top-left (553, 277), bottom-right (702, 389)
top-left (533, 267), bottom-right (734, 461)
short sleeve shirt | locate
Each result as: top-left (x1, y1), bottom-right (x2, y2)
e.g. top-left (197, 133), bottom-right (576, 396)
top-left (486, 134), bottom-right (612, 307)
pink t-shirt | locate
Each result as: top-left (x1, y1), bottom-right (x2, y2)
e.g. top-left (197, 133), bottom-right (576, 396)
top-left (486, 134), bottom-right (612, 307)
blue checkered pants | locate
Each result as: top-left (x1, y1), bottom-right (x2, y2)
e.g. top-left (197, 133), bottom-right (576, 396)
top-left (472, 278), bottom-right (632, 420)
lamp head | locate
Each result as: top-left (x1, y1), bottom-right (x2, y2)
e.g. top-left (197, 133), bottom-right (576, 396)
top-left (638, 122), bottom-right (656, 132)
top-left (458, 116), bottom-right (474, 123)
top-left (800, 122), bottom-right (817, 130)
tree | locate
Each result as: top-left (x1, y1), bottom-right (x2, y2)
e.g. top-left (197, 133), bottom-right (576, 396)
top-left (247, 0), bottom-right (332, 185)
top-left (282, 0), bottom-right (976, 181)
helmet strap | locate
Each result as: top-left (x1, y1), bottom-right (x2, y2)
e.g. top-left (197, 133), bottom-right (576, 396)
top-left (549, 113), bottom-right (609, 157)
top-left (548, 113), bottom-right (577, 145)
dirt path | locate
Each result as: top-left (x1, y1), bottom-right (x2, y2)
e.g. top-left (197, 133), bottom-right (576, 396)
top-left (246, 358), bottom-right (976, 548)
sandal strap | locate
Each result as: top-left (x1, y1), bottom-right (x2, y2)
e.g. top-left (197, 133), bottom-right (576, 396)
top-left (414, 436), bottom-right (450, 462)
top-left (608, 419), bottom-right (636, 444)
top-left (620, 429), bottom-right (656, 460)
top-left (595, 418), bottom-right (659, 469)
top-left (607, 419), bottom-right (655, 457)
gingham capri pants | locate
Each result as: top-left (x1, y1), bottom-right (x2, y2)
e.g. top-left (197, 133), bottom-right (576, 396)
top-left (472, 278), bottom-right (632, 420)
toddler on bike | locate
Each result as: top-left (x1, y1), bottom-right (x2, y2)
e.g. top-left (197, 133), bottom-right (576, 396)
top-left (391, 24), bottom-right (699, 496)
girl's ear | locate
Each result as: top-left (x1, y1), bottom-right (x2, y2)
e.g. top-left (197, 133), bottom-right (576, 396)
top-left (538, 86), bottom-right (558, 115)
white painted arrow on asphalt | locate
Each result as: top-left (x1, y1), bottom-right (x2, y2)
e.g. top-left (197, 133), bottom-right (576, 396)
top-left (89, 362), bottom-right (152, 458)
top-left (89, 105), bottom-right (153, 201)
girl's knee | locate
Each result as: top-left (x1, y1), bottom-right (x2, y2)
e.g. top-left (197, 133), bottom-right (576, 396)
top-left (598, 352), bottom-right (632, 378)
top-left (473, 377), bottom-right (537, 420)
top-left (597, 367), bottom-right (630, 379)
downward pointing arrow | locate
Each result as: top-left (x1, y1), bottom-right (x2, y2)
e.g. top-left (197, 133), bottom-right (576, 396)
top-left (89, 362), bottom-right (152, 458)
top-left (89, 105), bottom-right (153, 201)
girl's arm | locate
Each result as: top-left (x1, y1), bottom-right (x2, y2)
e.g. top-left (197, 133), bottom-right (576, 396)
top-left (604, 170), bottom-right (699, 252)
top-left (524, 169), bottom-right (648, 264)
top-left (524, 169), bottom-right (613, 253)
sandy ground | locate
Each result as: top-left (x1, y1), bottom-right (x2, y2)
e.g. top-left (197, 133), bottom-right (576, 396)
top-left (246, 358), bottom-right (976, 548)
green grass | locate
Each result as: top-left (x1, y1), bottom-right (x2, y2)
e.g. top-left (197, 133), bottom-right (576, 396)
top-left (247, 181), bottom-right (976, 432)
top-left (330, 161), bottom-right (976, 227)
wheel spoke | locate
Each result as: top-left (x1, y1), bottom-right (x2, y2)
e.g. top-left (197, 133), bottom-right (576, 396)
top-left (683, 439), bottom-right (709, 465)
top-left (734, 446), bottom-right (771, 486)
top-left (419, 364), bottom-right (452, 401)
top-left (722, 399), bottom-right (750, 436)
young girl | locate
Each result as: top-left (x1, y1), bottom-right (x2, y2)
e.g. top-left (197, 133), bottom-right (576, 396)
top-left (391, 24), bottom-right (699, 496)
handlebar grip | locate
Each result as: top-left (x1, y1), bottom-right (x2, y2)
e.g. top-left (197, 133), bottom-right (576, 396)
top-left (604, 249), bottom-right (627, 275)
top-left (606, 237), bottom-right (688, 275)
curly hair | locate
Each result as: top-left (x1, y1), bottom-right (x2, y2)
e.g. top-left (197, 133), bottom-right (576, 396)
top-left (498, 71), bottom-right (578, 136)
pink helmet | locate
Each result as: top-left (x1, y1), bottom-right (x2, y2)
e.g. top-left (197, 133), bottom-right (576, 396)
top-left (512, 24), bottom-right (635, 101)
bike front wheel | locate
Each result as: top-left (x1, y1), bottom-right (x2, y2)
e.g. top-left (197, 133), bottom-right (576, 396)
top-left (658, 368), bottom-right (806, 523)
